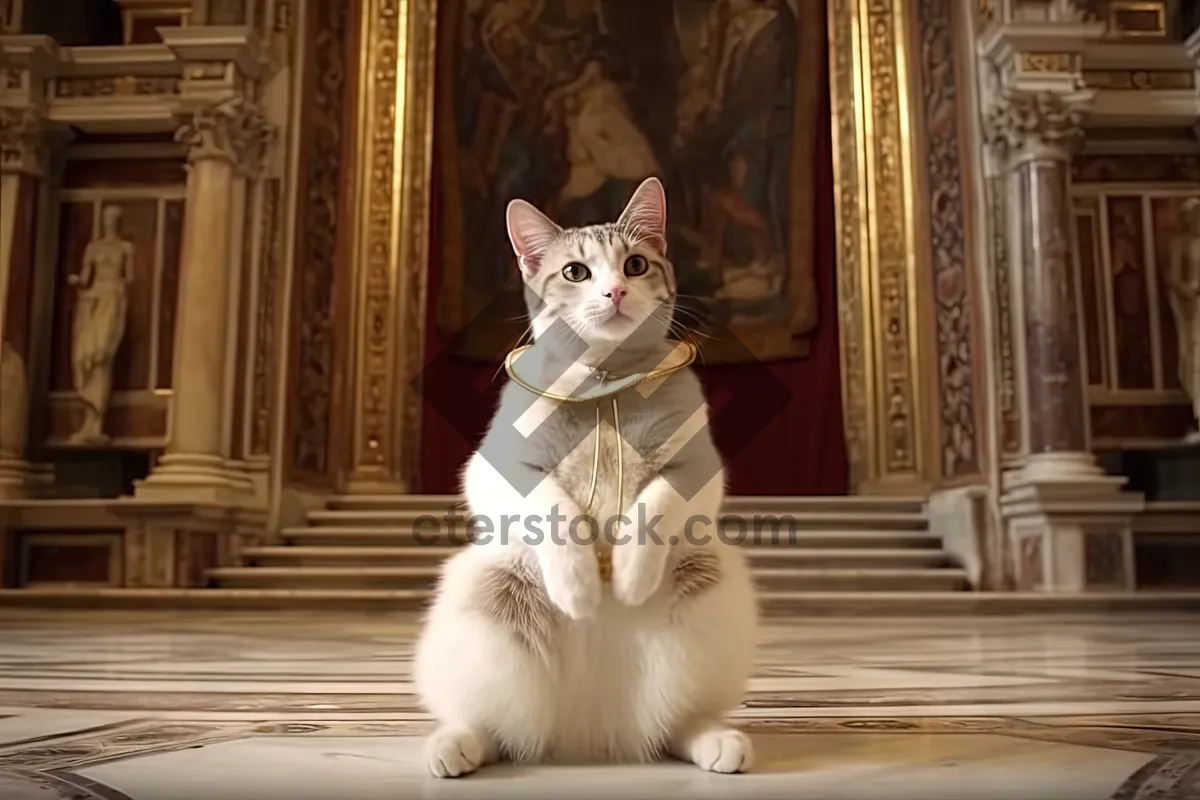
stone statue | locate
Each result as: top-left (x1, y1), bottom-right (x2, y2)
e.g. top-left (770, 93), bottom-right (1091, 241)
top-left (67, 204), bottom-right (134, 444)
top-left (1167, 198), bottom-right (1200, 441)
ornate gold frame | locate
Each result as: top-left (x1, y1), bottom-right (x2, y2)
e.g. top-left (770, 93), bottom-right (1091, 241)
top-left (344, 0), bottom-right (930, 495)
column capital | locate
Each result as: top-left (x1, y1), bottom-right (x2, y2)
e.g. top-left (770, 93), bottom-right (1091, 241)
top-left (0, 107), bottom-right (49, 176)
top-left (176, 98), bottom-right (275, 174)
top-left (985, 89), bottom-right (1095, 164)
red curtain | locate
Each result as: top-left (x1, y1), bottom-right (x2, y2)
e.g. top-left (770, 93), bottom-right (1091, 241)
top-left (418, 32), bottom-right (847, 497)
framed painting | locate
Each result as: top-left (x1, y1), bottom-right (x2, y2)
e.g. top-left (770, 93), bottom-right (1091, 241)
top-left (434, 0), bottom-right (824, 363)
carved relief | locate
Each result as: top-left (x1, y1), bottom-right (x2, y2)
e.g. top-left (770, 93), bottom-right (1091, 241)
top-left (917, 0), bottom-right (980, 478)
top-left (1074, 155), bottom-right (1200, 183)
top-left (1016, 529), bottom-right (1045, 591)
top-left (290, 0), bottom-right (348, 477)
top-left (350, 0), bottom-right (438, 485)
top-left (55, 77), bottom-right (181, 97)
top-left (176, 99), bottom-right (274, 172)
top-left (991, 176), bottom-right (1021, 456)
top-left (0, 108), bottom-right (43, 174)
top-left (208, 0), bottom-right (248, 25)
top-left (251, 179), bottom-right (281, 456)
top-left (865, 0), bottom-right (918, 476)
top-left (987, 91), bottom-right (1090, 159)
top-left (1084, 530), bottom-right (1127, 587)
top-left (67, 205), bottom-right (135, 445)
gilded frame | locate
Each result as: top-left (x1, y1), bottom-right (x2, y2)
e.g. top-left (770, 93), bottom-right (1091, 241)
top-left (345, 0), bottom-right (931, 495)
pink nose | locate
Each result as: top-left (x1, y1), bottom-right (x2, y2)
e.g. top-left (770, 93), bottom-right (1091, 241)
top-left (603, 286), bottom-right (627, 308)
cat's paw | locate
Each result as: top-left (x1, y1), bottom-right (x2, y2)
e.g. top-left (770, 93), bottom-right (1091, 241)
top-left (612, 544), bottom-right (668, 607)
top-left (424, 727), bottom-right (485, 778)
top-left (543, 550), bottom-right (601, 620)
top-left (690, 728), bottom-right (754, 774)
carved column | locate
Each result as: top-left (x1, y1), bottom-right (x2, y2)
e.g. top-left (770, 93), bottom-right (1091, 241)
top-left (0, 109), bottom-right (45, 498)
top-left (134, 99), bottom-right (273, 505)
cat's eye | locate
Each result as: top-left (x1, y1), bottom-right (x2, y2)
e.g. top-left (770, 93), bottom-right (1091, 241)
top-left (561, 262), bottom-right (590, 283)
top-left (624, 255), bottom-right (649, 277)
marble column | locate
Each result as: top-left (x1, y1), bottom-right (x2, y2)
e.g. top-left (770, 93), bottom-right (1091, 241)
top-left (0, 109), bottom-right (44, 498)
top-left (991, 91), bottom-right (1101, 482)
top-left (990, 90), bottom-right (1142, 593)
top-left (134, 99), bottom-right (273, 505)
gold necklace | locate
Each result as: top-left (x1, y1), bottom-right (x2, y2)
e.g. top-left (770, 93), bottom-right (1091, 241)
top-left (503, 341), bottom-right (697, 517)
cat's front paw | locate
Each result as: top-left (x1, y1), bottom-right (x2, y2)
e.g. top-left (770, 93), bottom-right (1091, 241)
top-left (424, 727), bottom-right (486, 778)
top-left (612, 543), bottom-right (668, 606)
top-left (543, 550), bottom-right (601, 620)
top-left (690, 728), bottom-right (754, 774)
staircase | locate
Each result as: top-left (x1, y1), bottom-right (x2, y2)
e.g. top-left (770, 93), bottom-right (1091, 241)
top-left (208, 494), bottom-right (969, 609)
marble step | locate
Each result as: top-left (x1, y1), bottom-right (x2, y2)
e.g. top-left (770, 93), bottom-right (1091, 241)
top-left (208, 565), bottom-right (967, 592)
top-left (304, 508), bottom-right (930, 531)
top-left (325, 494), bottom-right (927, 515)
top-left (9, 587), bottom-right (1200, 614)
top-left (283, 527), bottom-right (943, 549)
top-left (242, 545), bottom-right (950, 570)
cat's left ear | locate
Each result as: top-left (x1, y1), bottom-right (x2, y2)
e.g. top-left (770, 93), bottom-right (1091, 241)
top-left (617, 177), bottom-right (667, 255)
top-left (506, 199), bottom-right (562, 275)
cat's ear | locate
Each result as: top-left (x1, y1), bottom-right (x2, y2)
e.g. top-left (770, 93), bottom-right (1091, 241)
top-left (506, 199), bottom-right (562, 275)
top-left (617, 177), bottom-right (667, 255)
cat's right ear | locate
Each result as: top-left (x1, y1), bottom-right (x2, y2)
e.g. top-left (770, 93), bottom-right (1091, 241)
top-left (506, 199), bottom-right (562, 275)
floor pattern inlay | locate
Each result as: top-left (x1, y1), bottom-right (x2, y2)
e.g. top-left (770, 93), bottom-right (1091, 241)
top-left (0, 611), bottom-right (1197, 798)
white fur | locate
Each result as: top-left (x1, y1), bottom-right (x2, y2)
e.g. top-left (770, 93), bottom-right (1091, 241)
top-left (416, 177), bottom-right (757, 776)
top-left (414, 451), bottom-right (759, 774)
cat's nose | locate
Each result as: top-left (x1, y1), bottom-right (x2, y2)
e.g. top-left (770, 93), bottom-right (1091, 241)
top-left (602, 286), bottom-right (627, 308)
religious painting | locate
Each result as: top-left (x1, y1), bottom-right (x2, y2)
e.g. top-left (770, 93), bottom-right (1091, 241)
top-left (435, 0), bottom-right (824, 363)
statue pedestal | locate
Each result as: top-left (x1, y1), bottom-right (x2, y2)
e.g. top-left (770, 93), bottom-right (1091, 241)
top-left (1111, 444), bottom-right (1200, 502)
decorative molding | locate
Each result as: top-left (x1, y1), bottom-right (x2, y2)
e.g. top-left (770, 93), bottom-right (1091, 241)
top-left (54, 76), bottom-right (182, 98)
top-left (344, 0), bottom-right (436, 491)
top-left (990, 175), bottom-right (1022, 457)
top-left (0, 108), bottom-right (46, 175)
top-left (829, 0), bottom-right (870, 490)
top-left (175, 98), bottom-right (274, 173)
top-left (288, 0), bottom-right (349, 480)
top-left (917, 0), bottom-right (982, 479)
top-left (829, 0), bottom-right (929, 492)
top-left (250, 178), bottom-right (280, 457)
top-left (986, 89), bottom-right (1095, 159)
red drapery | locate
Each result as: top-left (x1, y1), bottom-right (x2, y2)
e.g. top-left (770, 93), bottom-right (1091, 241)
top-left (418, 31), bottom-right (847, 496)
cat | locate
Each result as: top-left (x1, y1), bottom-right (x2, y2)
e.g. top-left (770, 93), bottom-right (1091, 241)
top-left (414, 177), bottom-right (759, 776)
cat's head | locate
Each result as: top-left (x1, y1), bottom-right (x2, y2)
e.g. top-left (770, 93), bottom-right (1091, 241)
top-left (505, 177), bottom-right (676, 353)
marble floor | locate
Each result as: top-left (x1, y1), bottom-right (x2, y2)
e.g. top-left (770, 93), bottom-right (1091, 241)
top-left (0, 611), bottom-right (1198, 799)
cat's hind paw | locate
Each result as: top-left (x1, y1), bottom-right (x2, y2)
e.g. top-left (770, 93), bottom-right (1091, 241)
top-left (424, 727), bottom-right (486, 778)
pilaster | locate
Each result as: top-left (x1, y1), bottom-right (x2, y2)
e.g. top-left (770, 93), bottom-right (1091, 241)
top-left (133, 96), bottom-right (273, 506)
top-left (0, 40), bottom-right (69, 498)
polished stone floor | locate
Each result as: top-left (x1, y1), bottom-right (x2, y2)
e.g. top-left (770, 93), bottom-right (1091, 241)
top-left (0, 610), bottom-right (1198, 799)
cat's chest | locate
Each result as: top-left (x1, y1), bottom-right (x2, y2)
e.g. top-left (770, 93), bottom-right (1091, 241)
top-left (543, 399), bottom-right (670, 514)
